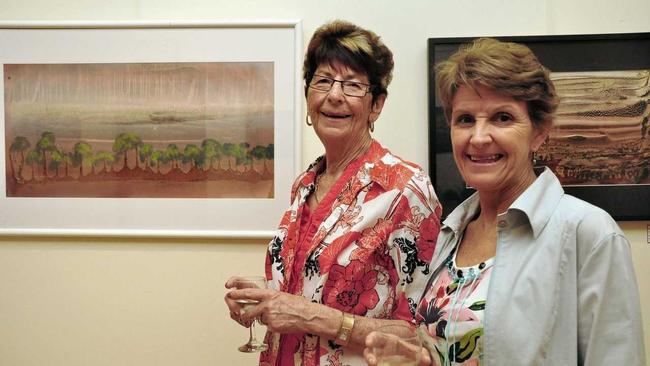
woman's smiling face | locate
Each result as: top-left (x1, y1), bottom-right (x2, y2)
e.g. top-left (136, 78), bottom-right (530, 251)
top-left (307, 62), bottom-right (384, 148)
top-left (450, 85), bottom-right (548, 196)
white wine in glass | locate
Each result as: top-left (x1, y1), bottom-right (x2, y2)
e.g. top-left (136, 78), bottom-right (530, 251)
top-left (233, 276), bottom-right (268, 353)
top-left (235, 299), bottom-right (260, 309)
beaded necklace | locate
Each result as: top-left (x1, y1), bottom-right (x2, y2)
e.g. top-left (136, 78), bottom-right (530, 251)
top-left (441, 244), bottom-right (494, 366)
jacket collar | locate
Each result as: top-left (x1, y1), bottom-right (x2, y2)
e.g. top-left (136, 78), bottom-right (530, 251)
top-left (296, 140), bottom-right (392, 194)
top-left (441, 192), bottom-right (481, 236)
top-left (441, 168), bottom-right (564, 239)
top-left (509, 167), bottom-right (564, 238)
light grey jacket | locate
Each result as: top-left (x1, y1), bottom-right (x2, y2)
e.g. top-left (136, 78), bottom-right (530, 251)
top-left (425, 168), bottom-right (645, 365)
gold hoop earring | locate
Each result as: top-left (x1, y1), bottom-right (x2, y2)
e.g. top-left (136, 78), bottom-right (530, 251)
top-left (306, 115), bottom-right (312, 126)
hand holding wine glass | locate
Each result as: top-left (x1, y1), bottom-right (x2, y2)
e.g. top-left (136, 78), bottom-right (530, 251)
top-left (227, 275), bottom-right (269, 353)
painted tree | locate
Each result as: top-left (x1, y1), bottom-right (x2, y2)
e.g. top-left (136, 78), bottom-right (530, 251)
top-left (157, 150), bottom-right (174, 172)
top-left (48, 149), bottom-right (65, 178)
top-left (222, 142), bottom-right (235, 170)
top-left (63, 153), bottom-right (74, 178)
top-left (163, 144), bottom-right (181, 170)
top-left (73, 141), bottom-right (93, 176)
top-left (200, 138), bottom-right (222, 170)
top-left (112, 132), bottom-right (142, 170)
top-left (9, 136), bottom-right (30, 181)
top-left (150, 150), bottom-right (163, 173)
top-left (93, 151), bottom-right (116, 173)
top-left (36, 131), bottom-right (57, 177)
top-left (264, 143), bottom-right (274, 173)
top-left (234, 142), bottom-right (251, 171)
top-left (250, 145), bottom-right (268, 174)
top-left (66, 151), bottom-right (79, 177)
top-left (182, 144), bottom-right (201, 170)
top-left (138, 144), bottom-right (153, 171)
top-left (25, 149), bottom-right (42, 180)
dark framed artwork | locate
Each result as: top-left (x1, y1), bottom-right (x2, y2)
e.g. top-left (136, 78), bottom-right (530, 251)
top-left (428, 33), bottom-right (650, 220)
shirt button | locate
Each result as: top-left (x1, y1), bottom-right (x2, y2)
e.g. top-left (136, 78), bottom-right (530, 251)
top-left (498, 220), bottom-right (507, 228)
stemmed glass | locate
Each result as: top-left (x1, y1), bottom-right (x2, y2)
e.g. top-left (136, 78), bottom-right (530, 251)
top-left (372, 323), bottom-right (423, 366)
top-left (233, 276), bottom-right (268, 353)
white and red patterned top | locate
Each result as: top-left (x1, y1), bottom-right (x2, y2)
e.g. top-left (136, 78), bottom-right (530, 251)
top-left (261, 140), bottom-right (442, 366)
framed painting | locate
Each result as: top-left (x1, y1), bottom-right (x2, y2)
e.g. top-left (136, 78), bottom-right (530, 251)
top-left (429, 33), bottom-right (650, 220)
top-left (0, 20), bottom-right (303, 237)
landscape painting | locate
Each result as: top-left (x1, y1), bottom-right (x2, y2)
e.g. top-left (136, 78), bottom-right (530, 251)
top-left (4, 62), bottom-right (274, 198)
top-left (537, 70), bottom-right (650, 186)
top-left (429, 33), bottom-right (650, 220)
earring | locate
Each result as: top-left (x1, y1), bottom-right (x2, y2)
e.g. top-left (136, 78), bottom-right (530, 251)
top-left (306, 115), bottom-right (312, 126)
top-left (369, 121), bottom-right (375, 133)
top-left (532, 151), bottom-right (538, 166)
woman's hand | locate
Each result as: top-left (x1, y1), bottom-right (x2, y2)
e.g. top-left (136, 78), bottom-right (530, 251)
top-left (363, 330), bottom-right (384, 366)
top-left (364, 329), bottom-right (432, 366)
top-left (224, 276), bottom-right (254, 327)
top-left (226, 285), bottom-right (334, 335)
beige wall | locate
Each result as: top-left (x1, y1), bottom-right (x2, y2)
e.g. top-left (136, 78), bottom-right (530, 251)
top-left (1, 1), bottom-right (649, 365)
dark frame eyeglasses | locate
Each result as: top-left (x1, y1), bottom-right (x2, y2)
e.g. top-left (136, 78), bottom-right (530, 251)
top-left (308, 75), bottom-right (373, 97)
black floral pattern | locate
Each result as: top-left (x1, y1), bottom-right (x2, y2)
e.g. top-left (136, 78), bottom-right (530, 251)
top-left (408, 297), bottom-right (418, 318)
top-left (394, 236), bottom-right (429, 284)
top-left (327, 339), bottom-right (341, 350)
top-left (304, 253), bottom-right (320, 280)
top-left (261, 142), bottom-right (442, 366)
top-left (269, 235), bottom-right (284, 274)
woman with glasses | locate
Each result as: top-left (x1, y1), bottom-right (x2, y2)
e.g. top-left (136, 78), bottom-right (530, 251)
top-left (226, 20), bottom-right (441, 365)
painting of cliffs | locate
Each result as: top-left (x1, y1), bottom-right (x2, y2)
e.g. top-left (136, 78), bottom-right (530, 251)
top-left (4, 62), bottom-right (274, 198)
top-left (537, 70), bottom-right (650, 186)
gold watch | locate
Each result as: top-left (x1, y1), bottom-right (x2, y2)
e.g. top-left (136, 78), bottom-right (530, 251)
top-left (335, 312), bottom-right (355, 347)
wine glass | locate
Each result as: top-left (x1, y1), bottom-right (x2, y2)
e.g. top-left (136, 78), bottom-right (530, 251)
top-left (233, 276), bottom-right (268, 353)
top-left (372, 323), bottom-right (423, 366)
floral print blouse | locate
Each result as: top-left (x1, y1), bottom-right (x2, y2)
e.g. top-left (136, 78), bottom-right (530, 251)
top-left (261, 140), bottom-right (441, 366)
top-left (417, 248), bottom-right (494, 366)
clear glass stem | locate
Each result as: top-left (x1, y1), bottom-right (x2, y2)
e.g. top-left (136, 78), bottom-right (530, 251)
top-left (248, 320), bottom-right (258, 344)
top-left (239, 318), bottom-right (267, 353)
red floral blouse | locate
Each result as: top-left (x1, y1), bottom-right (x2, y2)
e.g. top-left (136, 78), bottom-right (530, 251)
top-left (261, 140), bottom-right (442, 366)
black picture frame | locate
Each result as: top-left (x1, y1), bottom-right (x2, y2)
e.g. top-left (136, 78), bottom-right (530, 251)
top-left (428, 33), bottom-right (650, 220)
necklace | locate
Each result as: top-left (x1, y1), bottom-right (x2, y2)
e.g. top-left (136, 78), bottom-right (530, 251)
top-left (313, 138), bottom-right (372, 205)
top-left (313, 172), bottom-right (325, 204)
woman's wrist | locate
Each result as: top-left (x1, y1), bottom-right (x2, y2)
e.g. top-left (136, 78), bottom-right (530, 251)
top-left (334, 311), bottom-right (355, 347)
top-left (298, 301), bottom-right (343, 339)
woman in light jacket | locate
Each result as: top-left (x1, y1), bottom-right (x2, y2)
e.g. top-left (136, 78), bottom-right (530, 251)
top-left (365, 37), bottom-right (645, 366)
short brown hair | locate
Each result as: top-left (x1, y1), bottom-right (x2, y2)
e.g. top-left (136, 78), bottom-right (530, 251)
top-left (303, 20), bottom-right (394, 101)
top-left (436, 37), bottom-right (559, 129)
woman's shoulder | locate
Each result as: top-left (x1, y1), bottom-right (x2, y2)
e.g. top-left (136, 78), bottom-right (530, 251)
top-left (372, 142), bottom-right (424, 169)
top-left (556, 195), bottom-right (618, 226)
top-left (553, 194), bottom-right (626, 247)
top-left (290, 155), bottom-right (324, 189)
top-left (366, 147), bottom-right (441, 216)
top-left (369, 142), bottom-right (431, 185)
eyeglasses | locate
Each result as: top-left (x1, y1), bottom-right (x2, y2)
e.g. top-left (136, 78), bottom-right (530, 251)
top-left (308, 75), bottom-right (373, 97)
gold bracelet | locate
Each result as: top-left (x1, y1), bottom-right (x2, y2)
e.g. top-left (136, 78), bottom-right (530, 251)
top-left (335, 312), bottom-right (355, 347)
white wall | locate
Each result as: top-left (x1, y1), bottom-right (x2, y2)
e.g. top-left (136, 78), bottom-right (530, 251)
top-left (0, 1), bottom-right (648, 365)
